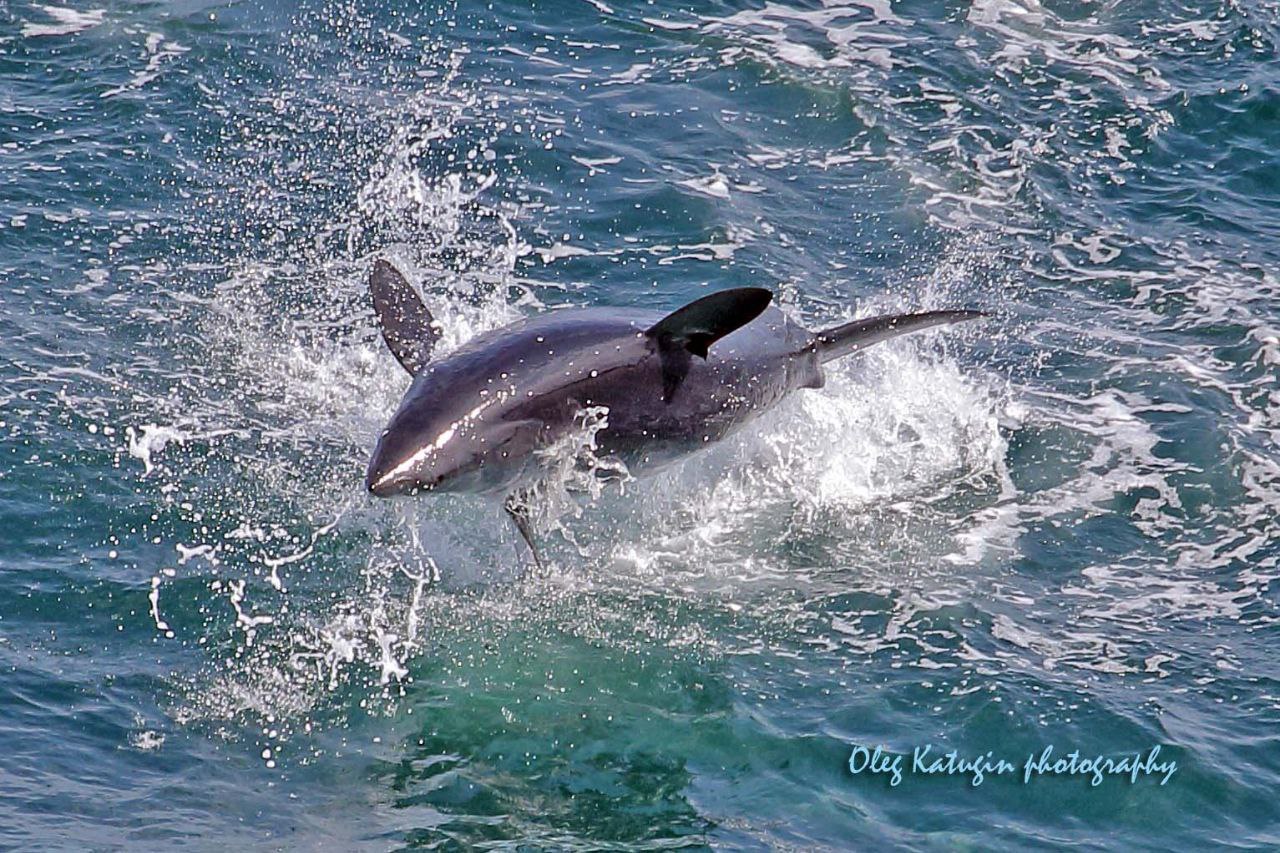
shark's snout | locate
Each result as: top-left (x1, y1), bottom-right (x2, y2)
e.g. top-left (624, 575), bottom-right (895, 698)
top-left (365, 468), bottom-right (411, 497)
top-left (365, 456), bottom-right (405, 497)
top-left (365, 426), bottom-right (428, 497)
top-left (365, 461), bottom-right (444, 497)
top-left (365, 411), bottom-right (476, 497)
top-left (364, 444), bottom-right (443, 497)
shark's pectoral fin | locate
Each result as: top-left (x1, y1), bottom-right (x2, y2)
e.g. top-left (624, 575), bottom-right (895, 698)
top-left (370, 259), bottom-right (440, 375)
top-left (503, 490), bottom-right (545, 573)
top-left (645, 287), bottom-right (773, 402)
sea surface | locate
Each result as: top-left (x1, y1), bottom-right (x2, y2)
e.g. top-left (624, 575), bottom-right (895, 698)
top-left (3, 0), bottom-right (1279, 849)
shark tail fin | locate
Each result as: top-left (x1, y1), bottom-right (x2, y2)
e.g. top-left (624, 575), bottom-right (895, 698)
top-left (814, 310), bottom-right (987, 364)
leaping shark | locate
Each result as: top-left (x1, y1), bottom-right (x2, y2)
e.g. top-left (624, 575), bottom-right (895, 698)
top-left (364, 259), bottom-right (986, 566)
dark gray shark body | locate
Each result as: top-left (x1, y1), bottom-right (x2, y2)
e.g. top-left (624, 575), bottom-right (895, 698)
top-left (364, 260), bottom-right (985, 563)
top-left (365, 302), bottom-right (820, 497)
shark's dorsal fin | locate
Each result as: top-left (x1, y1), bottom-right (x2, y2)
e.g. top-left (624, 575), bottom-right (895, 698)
top-left (645, 287), bottom-right (772, 403)
top-left (370, 259), bottom-right (439, 375)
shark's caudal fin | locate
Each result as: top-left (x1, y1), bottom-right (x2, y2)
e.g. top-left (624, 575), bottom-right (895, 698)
top-left (814, 309), bottom-right (987, 364)
top-left (370, 259), bottom-right (439, 375)
top-left (646, 287), bottom-right (773, 402)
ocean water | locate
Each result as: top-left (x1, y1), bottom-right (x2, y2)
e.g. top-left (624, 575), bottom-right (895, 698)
top-left (3, 0), bottom-right (1278, 848)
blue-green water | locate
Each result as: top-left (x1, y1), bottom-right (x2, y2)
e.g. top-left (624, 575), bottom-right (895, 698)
top-left (3, 0), bottom-right (1279, 848)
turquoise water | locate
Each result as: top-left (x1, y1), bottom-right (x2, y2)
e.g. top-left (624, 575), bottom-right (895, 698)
top-left (3, 0), bottom-right (1279, 848)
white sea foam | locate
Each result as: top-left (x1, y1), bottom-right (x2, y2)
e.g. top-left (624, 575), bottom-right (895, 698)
top-left (130, 730), bottom-right (165, 750)
top-left (676, 171), bottom-right (732, 199)
top-left (126, 424), bottom-right (187, 475)
top-left (101, 33), bottom-right (189, 99)
top-left (21, 6), bottom-right (105, 38)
